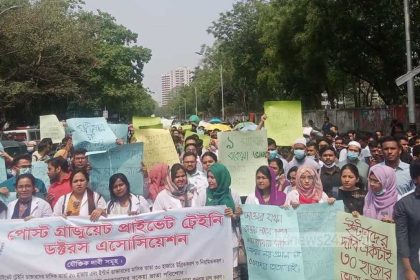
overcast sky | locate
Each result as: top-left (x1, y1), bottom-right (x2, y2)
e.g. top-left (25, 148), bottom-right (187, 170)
top-left (83, 0), bottom-right (237, 105)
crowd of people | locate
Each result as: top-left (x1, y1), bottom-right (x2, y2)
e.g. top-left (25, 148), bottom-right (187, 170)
top-left (0, 116), bottom-right (420, 280)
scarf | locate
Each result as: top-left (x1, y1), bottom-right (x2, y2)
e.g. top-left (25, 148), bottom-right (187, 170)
top-left (363, 165), bottom-right (398, 220)
top-left (12, 198), bottom-right (32, 219)
top-left (206, 163), bottom-right (235, 211)
top-left (296, 165), bottom-right (323, 203)
top-left (148, 163), bottom-right (169, 201)
top-left (165, 173), bottom-right (195, 208)
top-left (256, 167), bottom-right (286, 206)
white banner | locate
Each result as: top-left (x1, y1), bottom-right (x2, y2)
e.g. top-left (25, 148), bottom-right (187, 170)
top-left (0, 206), bottom-right (233, 280)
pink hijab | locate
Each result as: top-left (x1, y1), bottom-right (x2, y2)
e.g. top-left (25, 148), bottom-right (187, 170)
top-left (296, 165), bottom-right (323, 203)
top-left (363, 165), bottom-right (398, 220)
top-left (148, 163), bottom-right (169, 201)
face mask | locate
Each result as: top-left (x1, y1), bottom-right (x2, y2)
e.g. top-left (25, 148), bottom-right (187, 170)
top-left (323, 162), bottom-right (336, 168)
top-left (347, 151), bottom-right (359, 161)
top-left (268, 150), bottom-right (278, 160)
top-left (18, 167), bottom-right (32, 175)
top-left (27, 147), bottom-right (34, 153)
top-left (307, 155), bottom-right (316, 161)
top-left (374, 189), bottom-right (385, 196)
top-left (294, 149), bottom-right (306, 160)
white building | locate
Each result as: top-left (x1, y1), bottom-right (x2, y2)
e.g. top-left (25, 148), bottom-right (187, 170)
top-left (161, 67), bottom-right (194, 106)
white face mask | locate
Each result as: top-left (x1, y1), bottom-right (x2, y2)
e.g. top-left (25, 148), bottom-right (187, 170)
top-left (27, 147), bottom-right (34, 153)
top-left (323, 162), bottom-right (336, 168)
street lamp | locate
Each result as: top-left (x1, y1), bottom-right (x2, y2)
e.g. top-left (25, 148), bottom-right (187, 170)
top-left (195, 51), bottom-right (225, 120)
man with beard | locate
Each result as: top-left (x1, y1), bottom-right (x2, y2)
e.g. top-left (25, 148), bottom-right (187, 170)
top-left (46, 156), bottom-right (71, 207)
top-left (182, 152), bottom-right (208, 194)
top-left (319, 146), bottom-right (341, 198)
top-left (71, 148), bottom-right (90, 171)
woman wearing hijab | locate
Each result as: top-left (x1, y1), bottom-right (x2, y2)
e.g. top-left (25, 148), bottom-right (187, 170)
top-left (205, 163), bottom-right (242, 280)
top-left (152, 163), bottom-right (200, 211)
top-left (245, 165), bottom-right (286, 205)
top-left (363, 165), bottom-right (398, 221)
top-left (147, 163), bottom-right (169, 202)
top-left (268, 158), bottom-right (290, 193)
top-left (106, 173), bottom-right (150, 216)
top-left (285, 165), bottom-right (335, 207)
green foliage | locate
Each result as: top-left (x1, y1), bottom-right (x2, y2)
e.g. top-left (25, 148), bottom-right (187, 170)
top-left (169, 0), bottom-right (419, 114)
top-left (0, 0), bottom-right (154, 125)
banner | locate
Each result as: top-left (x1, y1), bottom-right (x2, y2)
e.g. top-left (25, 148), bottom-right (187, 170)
top-left (0, 206), bottom-right (233, 280)
top-left (218, 130), bottom-right (267, 195)
top-left (296, 201), bottom-right (344, 280)
top-left (264, 101), bottom-right (303, 146)
top-left (32, 161), bottom-right (50, 190)
top-left (89, 143), bottom-right (144, 201)
top-left (132, 116), bottom-right (162, 131)
top-left (241, 204), bottom-right (305, 280)
top-left (136, 129), bottom-right (179, 169)
top-left (335, 212), bottom-right (397, 280)
top-left (0, 142), bottom-right (6, 183)
top-left (40, 115), bottom-right (65, 144)
top-left (108, 124), bottom-right (128, 144)
top-left (67, 117), bottom-right (117, 152)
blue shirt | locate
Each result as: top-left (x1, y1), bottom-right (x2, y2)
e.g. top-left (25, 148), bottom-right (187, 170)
top-left (378, 161), bottom-right (413, 197)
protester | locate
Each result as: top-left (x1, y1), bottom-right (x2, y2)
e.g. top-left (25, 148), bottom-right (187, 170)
top-left (7, 174), bottom-right (52, 219)
top-left (338, 164), bottom-right (366, 214)
top-left (377, 136), bottom-right (413, 197)
top-left (201, 151), bottom-right (217, 172)
top-left (53, 169), bottom-right (106, 221)
top-left (363, 165), bottom-right (398, 221)
top-left (32, 138), bottom-right (52, 162)
top-left (245, 165), bottom-right (286, 205)
top-left (319, 146), bottom-right (341, 198)
top-left (285, 165), bottom-right (334, 206)
top-left (399, 136), bottom-right (413, 164)
top-left (321, 116), bottom-right (333, 135)
top-left (394, 159), bottom-right (420, 279)
top-left (267, 138), bottom-right (289, 173)
top-left (338, 141), bottom-right (369, 188)
top-left (106, 173), bottom-right (150, 215)
top-left (413, 144), bottom-right (420, 160)
top-left (71, 148), bottom-right (90, 171)
top-left (147, 163), bottom-right (169, 202)
top-left (152, 164), bottom-right (200, 211)
top-left (204, 163), bottom-right (242, 279)
top-left (306, 142), bottom-right (321, 165)
top-left (182, 152), bottom-right (208, 193)
top-left (0, 154), bottom-right (47, 199)
top-left (285, 166), bottom-right (298, 194)
top-left (288, 138), bottom-right (320, 171)
top-left (268, 158), bottom-right (289, 192)
top-left (46, 156), bottom-right (71, 207)
top-left (367, 140), bottom-right (383, 167)
top-left (54, 136), bottom-right (72, 159)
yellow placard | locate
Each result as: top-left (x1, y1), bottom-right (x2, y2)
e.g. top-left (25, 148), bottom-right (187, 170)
top-left (132, 116), bottom-right (162, 129)
top-left (136, 129), bottom-right (180, 169)
top-left (264, 101), bottom-right (302, 146)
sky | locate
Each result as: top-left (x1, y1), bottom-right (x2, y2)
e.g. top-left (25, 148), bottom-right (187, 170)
top-left (83, 0), bottom-right (237, 105)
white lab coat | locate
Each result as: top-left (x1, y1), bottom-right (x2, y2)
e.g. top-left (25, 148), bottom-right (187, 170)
top-left (106, 193), bottom-right (150, 215)
top-left (53, 191), bottom-right (106, 217)
top-left (7, 196), bottom-right (52, 219)
top-left (152, 189), bottom-right (203, 211)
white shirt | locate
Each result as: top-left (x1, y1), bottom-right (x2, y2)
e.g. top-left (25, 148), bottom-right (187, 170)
top-left (106, 193), bottom-right (150, 215)
top-left (7, 196), bottom-right (52, 219)
top-left (284, 189), bottom-right (329, 206)
top-left (152, 189), bottom-right (202, 211)
top-left (187, 169), bottom-right (208, 194)
top-left (245, 193), bottom-right (259, 205)
top-left (53, 191), bottom-right (106, 217)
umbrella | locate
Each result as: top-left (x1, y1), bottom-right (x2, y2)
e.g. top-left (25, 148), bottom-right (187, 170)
top-left (234, 122), bottom-right (258, 131)
top-left (209, 117), bottom-right (222, 124)
top-left (205, 124), bottom-right (232, 132)
top-left (188, 115), bottom-right (200, 124)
